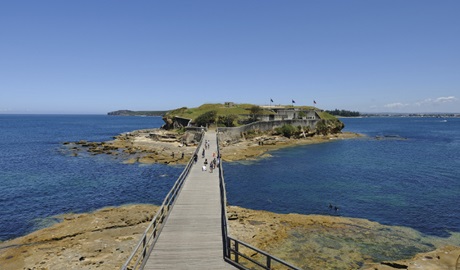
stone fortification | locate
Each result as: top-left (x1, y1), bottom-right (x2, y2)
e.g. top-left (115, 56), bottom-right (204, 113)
top-left (217, 119), bottom-right (319, 143)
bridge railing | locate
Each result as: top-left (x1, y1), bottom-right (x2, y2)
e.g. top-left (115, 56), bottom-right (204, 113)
top-left (121, 133), bottom-right (204, 270)
top-left (225, 236), bottom-right (300, 270)
top-left (216, 133), bottom-right (300, 270)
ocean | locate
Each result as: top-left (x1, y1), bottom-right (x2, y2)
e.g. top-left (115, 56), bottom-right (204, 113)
top-left (0, 115), bottom-right (459, 242)
top-left (225, 117), bottom-right (460, 238)
top-left (0, 115), bottom-right (183, 241)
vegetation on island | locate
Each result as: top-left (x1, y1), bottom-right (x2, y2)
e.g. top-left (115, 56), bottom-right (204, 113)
top-left (161, 103), bottom-right (345, 137)
top-left (108, 103), bottom-right (346, 137)
top-left (164, 103), bottom-right (275, 122)
top-left (164, 103), bottom-right (321, 126)
top-left (325, 109), bottom-right (361, 117)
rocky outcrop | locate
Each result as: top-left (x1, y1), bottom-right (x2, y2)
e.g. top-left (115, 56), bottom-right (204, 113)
top-left (62, 129), bottom-right (201, 165)
top-left (219, 132), bottom-right (361, 162)
top-left (0, 204), bottom-right (158, 270)
top-left (161, 116), bottom-right (191, 130)
top-left (1, 205), bottom-right (459, 270)
top-left (227, 206), bottom-right (460, 270)
top-left (315, 118), bottom-right (345, 135)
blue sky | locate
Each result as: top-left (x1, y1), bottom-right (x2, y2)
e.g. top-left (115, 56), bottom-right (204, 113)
top-left (1, 1), bottom-right (459, 114)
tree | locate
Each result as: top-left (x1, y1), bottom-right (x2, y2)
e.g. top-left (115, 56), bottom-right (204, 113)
top-left (325, 109), bottom-right (360, 117)
top-left (217, 114), bottom-right (238, 127)
top-left (249, 105), bottom-right (263, 122)
top-left (194, 110), bottom-right (217, 127)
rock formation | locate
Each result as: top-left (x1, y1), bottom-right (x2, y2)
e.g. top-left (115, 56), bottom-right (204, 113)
top-left (1, 205), bottom-right (459, 269)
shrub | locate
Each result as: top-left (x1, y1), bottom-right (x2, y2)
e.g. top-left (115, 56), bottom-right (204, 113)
top-left (277, 124), bottom-right (297, 138)
top-left (194, 110), bottom-right (217, 127)
top-left (248, 105), bottom-right (263, 122)
top-left (217, 114), bottom-right (238, 127)
top-left (315, 120), bottom-right (328, 135)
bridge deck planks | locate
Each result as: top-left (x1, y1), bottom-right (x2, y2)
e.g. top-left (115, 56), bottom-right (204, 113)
top-left (143, 131), bottom-right (235, 270)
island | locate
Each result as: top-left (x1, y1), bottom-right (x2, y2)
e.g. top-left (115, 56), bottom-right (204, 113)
top-left (1, 103), bottom-right (459, 269)
top-left (68, 103), bottom-right (354, 165)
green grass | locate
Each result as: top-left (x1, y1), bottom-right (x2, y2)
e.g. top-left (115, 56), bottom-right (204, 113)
top-left (165, 103), bottom-right (337, 121)
top-left (317, 111), bottom-right (337, 120)
top-left (165, 103), bottom-right (256, 120)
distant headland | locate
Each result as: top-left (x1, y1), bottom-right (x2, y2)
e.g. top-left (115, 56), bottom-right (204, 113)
top-left (107, 109), bottom-right (168, 116)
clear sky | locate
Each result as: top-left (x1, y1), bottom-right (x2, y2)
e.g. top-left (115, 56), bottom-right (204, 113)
top-left (1, 1), bottom-right (459, 114)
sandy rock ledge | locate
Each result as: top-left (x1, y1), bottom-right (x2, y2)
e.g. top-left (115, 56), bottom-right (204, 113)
top-left (1, 205), bottom-right (459, 270)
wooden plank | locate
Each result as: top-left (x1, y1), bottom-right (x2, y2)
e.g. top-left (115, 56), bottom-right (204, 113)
top-left (143, 131), bottom-right (234, 270)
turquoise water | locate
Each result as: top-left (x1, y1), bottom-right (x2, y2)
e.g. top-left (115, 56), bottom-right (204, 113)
top-left (1, 115), bottom-right (459, 242)
top-left (224, 117), bottom-right (460, 238)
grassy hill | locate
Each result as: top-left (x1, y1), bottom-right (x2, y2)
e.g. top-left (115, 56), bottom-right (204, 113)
top-left (165, 103), bottom-right (254, 119)
top-left (165, 103), bottom-right (322, 120)
top-left (161, 103), bottom-right (339, 130)
top-left (108, 103), bottom-right (338, 127)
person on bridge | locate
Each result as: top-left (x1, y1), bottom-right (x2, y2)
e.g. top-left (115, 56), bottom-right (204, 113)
top-left (209, 162), bottom-right (214, 173)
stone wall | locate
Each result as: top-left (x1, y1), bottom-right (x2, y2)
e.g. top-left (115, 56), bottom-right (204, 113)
top-left (217, 119), bottom-right (319, 143)
top-left (184, 130), bottom-right (204, 145)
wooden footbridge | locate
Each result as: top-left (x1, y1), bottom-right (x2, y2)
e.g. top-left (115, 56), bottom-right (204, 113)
top-left (121, 130), bottom-right (299, 270)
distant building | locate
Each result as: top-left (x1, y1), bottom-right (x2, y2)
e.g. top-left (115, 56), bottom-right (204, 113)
top-left (258, 107), bottom-right (320, 121)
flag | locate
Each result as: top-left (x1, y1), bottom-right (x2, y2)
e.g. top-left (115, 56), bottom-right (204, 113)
top-left (270, 98), bottom-right (273, 103)
top-left (313, 100), bottom-right (317, 104)
top-left (292, 99), bottom-right (295, 103)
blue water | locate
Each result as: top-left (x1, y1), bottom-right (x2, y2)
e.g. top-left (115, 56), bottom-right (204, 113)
top-left (1, 116), bottom-right (459, 242)
top-left (0, 115), bottom-right (182, 241)
top-left (224, 117), bottom-right (460, 237)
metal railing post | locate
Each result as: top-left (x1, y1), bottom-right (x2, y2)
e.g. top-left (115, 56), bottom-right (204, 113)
top-left (234, 240), bottom-right (239, 264)
top-left (142, 236), bottom-right (147, 259)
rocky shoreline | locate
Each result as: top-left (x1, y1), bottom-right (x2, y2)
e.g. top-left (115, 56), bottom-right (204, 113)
top-left (2, 128), bottom-right (459, 269)
top-left (1, 204), bottom-right (459, 269)
top-left (62, 128), bottom-right (363, 165)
